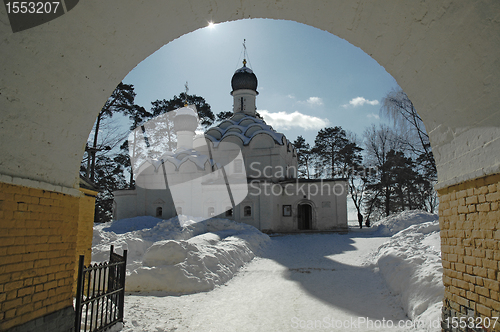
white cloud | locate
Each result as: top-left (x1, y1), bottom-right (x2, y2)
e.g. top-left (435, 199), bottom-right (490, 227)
top-left (367, 113), bottom-right (380, 119)
top-left (342, 97), bottom-right (379, 108)
top-left (306, 96), bottom-right (324, 106)
top-left (296, 96), bottom-right (324, 107)
top-left (287, 94), bottom-right (296, 99)
top-left (259, 110), bottom-right (329, 130)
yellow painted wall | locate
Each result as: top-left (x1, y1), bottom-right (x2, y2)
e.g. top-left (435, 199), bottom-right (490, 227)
top-left (439, 173), bottom-right (500, 329)
top-left (74, 187), bottom-right (97, 294)
top-left (0, 182), bottom-right (79, 330)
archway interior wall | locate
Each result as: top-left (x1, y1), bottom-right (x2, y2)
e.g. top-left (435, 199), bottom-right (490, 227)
top-left (1, 1), bottom-right (500, 330)
top-left (0, 1), bottom-right (499, 190)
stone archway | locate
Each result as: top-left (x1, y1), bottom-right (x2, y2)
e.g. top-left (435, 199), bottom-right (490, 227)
top-left (1, 1), bottom-right (499, 191)
top-left (1, 1), bottom-right (499, 331)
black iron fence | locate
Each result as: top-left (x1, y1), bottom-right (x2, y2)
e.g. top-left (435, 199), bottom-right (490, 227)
top-left (75, 245), bottom-right (128, 332)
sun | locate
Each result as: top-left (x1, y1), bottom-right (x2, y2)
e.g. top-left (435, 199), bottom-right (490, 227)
top-left (207, 21), bottom-right (215, 29)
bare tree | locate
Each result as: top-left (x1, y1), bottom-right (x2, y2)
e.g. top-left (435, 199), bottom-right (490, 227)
top-left (381, 88), bottom-right (436, 173)
top-left (381, 88), bottom-right (438, 212)
top-left (363, 124), bottom-right (401, 169)
top-left (363, 124), bottom-right (403, 219)
top-left (349, 170), bottom-right (368, 228)
top-left (82, 117), bottom-right (129, 181)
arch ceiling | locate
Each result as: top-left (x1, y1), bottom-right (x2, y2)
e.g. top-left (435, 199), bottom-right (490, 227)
top-left (0, 1), bottom-right (499, 190)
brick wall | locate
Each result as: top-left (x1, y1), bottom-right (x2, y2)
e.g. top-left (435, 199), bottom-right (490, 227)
top-left (439, 173), bottom-right (500, 331)
top-left (74, 187), bottom-right (97, 294)
top-left (0, 182), bottom-right (79, 331)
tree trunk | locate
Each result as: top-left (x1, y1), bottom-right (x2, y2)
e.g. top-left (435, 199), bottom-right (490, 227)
top-left (385, 182), bottom-right (390, 217)
top-left (90, 112), bottom-right (103, 182)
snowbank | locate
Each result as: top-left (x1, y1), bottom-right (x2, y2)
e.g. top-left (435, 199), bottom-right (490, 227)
top-left (92, 216), bottom-right (270, 294)
top-left (372, 209), bottom-right (439, 236)
top-left (371, 211), bottom-right (443, 329)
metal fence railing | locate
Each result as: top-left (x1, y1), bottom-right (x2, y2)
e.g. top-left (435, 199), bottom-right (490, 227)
top-left (75, 245), bottom-right (128, 332)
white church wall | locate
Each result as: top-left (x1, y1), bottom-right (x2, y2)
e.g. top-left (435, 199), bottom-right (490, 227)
top-left (238, 198), bottom-right (260, 229)
top-left (233, 179), bottom-right (348, 232)
top-left (248, 133), bottom-right (276, 149)
top-left (201, 181), bottom-right (239, 218)
top-left (258, 186), bottom-right (279, 232)
top-left (335, 181), bottom-right (348, 229)
top-left (113, 190), bottom-right (138, 221)
top-left (277, 198), bottom-right (295, 231)
top-left (143, 190), bottom-right (176, 220)
top-left (246, 148), bottom-right (296, 181)
top-left (276, 193), bottom-right (300, 232)
top-left (274, 180), bottom-right (348, 232)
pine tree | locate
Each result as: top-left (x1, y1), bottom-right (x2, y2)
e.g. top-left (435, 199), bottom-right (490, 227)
top-left (87, 82), bottom-right (138, 182)
top-left (313, 127), bottom-right (349, 178)
top-left (312, 126), bottom-right (362, 178)
top-left (216, 111), bottom-right (233, 123)
top-left (151, 93), bottom-right (214, 126)
top-left (81, 88), bottom-right (214, 222)
top-left (92, 156), bottom-right (128, 222)
top-left (292, 136), bottom-right (313, 179)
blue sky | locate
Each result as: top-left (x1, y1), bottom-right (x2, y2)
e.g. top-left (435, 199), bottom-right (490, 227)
top-left (122, 18), bottom-right (399, 146)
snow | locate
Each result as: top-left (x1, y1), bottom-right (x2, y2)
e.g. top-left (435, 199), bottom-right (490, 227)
top-left (92, 216), bottom-right (270, 294)
top-left (91, 210), bottom-right (443, 331)
top-left (106, 322), bottom-right (123, 332)
top-left (205, 114), bottom-right (287, 147)
top-left (369, 212), bottom-right (443, 328)
top-left (372, 210), bottom-right (439, 236)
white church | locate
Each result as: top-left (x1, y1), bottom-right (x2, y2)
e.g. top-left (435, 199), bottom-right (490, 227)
top-left (113, 60), bottom-right (348, 233)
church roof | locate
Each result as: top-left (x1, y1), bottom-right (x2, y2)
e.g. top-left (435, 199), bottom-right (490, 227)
top-left (135, 148), bottom-right (214, 175)
top-left (205, 113), bottom-right (291, 148)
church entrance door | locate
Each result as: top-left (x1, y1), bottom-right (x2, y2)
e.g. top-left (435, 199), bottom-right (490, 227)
top-left (298, 204), bottom-right (312, 230)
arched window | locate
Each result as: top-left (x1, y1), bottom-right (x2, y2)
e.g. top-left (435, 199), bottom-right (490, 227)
top-left (208, 207), bottom-right (215, 217)
top-left (225, 208), bottom-right (233, 217)
top-left (243, 205), bottom-right (252, 217)
top-left (156, 207), bottom-right (163, 217)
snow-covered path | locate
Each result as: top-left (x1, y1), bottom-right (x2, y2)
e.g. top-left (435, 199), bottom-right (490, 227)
top-left (121, 231), bottom-right (415, 331)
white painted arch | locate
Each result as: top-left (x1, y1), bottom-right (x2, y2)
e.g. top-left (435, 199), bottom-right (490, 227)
top-left (1, 1), bottom-right (499, 191)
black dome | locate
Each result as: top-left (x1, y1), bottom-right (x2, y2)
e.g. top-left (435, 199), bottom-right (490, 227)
top-left (231, 65), bottom-right (258, 92)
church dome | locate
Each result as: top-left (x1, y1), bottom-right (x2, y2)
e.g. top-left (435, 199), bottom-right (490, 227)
top-left (231, 62), bottom-right (258, 93)
top-left (174, 105), bottom-right (198, 133)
